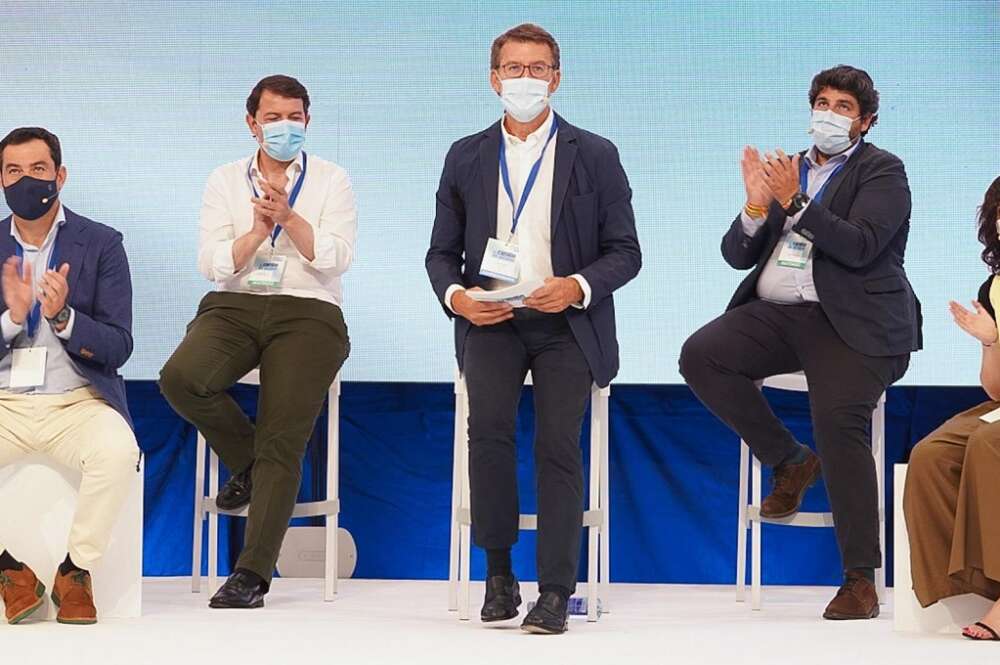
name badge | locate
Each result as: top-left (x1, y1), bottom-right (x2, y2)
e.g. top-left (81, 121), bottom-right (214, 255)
top-left (10, 347), bottom-right (47, 388)
top-left (479, 237), bottom-right (520, 283)
top-left (777, 232), bottom-right (813, 269)
top-left (248, 255), bottom-right (288, 288)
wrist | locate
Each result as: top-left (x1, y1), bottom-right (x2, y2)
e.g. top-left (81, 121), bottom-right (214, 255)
top-left (8, 308), bottom-right (27, 325)
top-left (744, 202), bottom-right (768, 219)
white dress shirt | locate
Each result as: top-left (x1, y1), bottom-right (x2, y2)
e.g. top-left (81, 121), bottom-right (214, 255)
top-left (0, 204), bottom-right (88, 393)
top-left (446, 109), bottom-right (591, 311)
top-left (741, 140), bottom-right (862, 304)
top-left (199, 150), bottom-right (357, 307)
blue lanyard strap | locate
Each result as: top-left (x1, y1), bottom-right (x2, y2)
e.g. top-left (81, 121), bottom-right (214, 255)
top-left (14, 231), bottom-right (60, 338)
top-left (499, 115), bottom-right (559, 237)
top-left (247, 151), bottom-right (308, 246)
top-left (799, 142), bottom-right (857, 204)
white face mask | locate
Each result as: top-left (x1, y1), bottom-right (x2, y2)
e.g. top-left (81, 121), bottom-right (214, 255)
top-left (808, 109), bottom-right (858, 155)
top-left (500, 77), bottom-right (550, 122)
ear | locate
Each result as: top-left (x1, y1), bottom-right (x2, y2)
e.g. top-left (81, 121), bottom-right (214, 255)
top-left (489, 69), bottom-right (503, 96)
top-left (304, 113), bottom-right (311, 130)
top-left (246, 113), bottom-right (260, 141)
top-left (548, 70), bottom-right (561, 96)
top-left (56, 165), bottom-right (68, 191)
top-left (858, 114), bottom-right (875, 134)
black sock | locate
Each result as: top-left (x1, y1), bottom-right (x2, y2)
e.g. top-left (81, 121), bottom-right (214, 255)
top-left (234, 567), bottom-right (266, 590)
top-left (58, 554), bottom-right (85, 576)
top-left (486, 548), bottom-right (512, 578)
top-left (0, 550), bottom-right (23, 571)
top-left (538, 584), bottom-right (572, 602)
top-left (847, 567), bottom-right (875, 583)
top-left (779, 443), bottom-right (810, 467)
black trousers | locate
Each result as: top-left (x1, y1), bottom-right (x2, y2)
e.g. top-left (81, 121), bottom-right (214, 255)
top-left (679, 300), bottom-right (909, 570)
top-left (463, 309), bottom-right (593, 592)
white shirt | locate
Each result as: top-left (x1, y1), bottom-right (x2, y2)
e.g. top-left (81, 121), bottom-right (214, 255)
top-left (741, 140), bottom-right (862, 304)
top-left (445, 110), bottom-right (591, 311)
top-left (0, 204), bottom-right (88, 393)
top-left (199, 150), bottom-right (357, 307)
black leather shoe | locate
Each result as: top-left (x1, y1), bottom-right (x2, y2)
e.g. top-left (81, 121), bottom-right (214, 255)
top-left (481, 575), bottom-right (521, 622)
top-left (208, 571), bottom-right (266, 609)
top-left (215, 463), bottom-right (253, 511)
top-left (521, 591), bottom-right (568, 634)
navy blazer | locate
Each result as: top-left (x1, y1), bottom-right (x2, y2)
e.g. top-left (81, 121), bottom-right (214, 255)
top-left (0, 208), bottom-right (134, 427)
top-left (721, 141), bottom-right (922, 357)
top-left (426, 114), bottom-right (641, 387)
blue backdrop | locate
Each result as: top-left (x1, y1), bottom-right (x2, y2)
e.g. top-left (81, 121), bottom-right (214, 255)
top-left (135, 381), bottom-right (988, 585)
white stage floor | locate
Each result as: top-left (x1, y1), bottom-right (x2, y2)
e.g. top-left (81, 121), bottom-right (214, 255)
top-left (2, 578), bottom-right (995, 665)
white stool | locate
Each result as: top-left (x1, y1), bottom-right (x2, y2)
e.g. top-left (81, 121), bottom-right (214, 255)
top-left (0, 454), bottom-right (143, 619)
top-left (191, 370), bottom-right (342, 601)
top-left (448, 369), bottom-right (611, 622)
top-left (736, 372), bottom-right (886, 609)
top-left (892, 463), bottom-right (993, 632)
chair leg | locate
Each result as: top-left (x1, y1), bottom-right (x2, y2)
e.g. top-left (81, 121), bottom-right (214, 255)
top-left (459, 523), bottom-right (472, 621)
top-left (587, 386), bottom-right (600, 622)
top-left (599, 388), bottom-right (611, 614)
top-left (751, 455), bottom-right (762, 611)
top-left (208, 451), bottom-right (220, 595)
top-left (458, 377), bottom-right (472, 622)
top-left (192, 433), bottom-right (206, 593)
top-left (736, 440), bottom-right (749, 602)
top-left (325, 381), bottom-right (340, 602)
top-left (324, 513), bottom-right (337, 602)
top-left (874, 394), bottom-right (887, 603)
top-left (448, 375), bottom-right (466, 612)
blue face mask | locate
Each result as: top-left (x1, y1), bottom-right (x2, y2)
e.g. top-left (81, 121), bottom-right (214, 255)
top-left (260, 120), bottom-right (306, 162)
top-left (3, 175), bottom-right (59, 221)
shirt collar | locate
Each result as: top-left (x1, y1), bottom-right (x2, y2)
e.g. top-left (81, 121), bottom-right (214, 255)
top-left (501, 107), bottom-right (555, 149)
top-left (249, 149), bottom-right (304, 181)
top-left (10, 203), bottom-right (66, 250)
top-left (805, 138), bottom-right (862, 169)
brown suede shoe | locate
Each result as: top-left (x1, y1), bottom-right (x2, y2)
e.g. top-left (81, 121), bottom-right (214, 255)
top-left (823, 573), bottom-right (879, 620)
top-left (1, 565), bottom-right (45, 624)
top-left (51, 569), bottom-right (97, 625)
top-left (760, 449), bottom-right (821, 519)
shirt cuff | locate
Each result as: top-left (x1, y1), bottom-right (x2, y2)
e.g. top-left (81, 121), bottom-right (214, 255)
top-left (569, 274), bottom-right (592, 309)
top-left (214, 238), bottom-right (238, 278)
top-left (740, 210), bottom-right (767, 237)
top-left (444, 284), bottom-right (465, 314)
top-left (1, 310), bottom-right (24, 344)
top-left (53, 308), bottom-right (75, 340)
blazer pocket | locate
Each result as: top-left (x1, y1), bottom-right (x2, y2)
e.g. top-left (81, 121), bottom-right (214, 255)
top-left (863, 275), bottom-right (905, 294)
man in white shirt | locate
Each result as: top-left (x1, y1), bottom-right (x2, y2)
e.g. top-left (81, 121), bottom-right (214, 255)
top-left (426, 24), bottom-right (641, 634)
top-left (159, 75), bottom-right (355, 609)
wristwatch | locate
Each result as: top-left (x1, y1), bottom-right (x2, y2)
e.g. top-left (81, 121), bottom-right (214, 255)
top-left (47, 305), bottom-right (72, 326)
top-left (783, 191), bottom-right (811, 217)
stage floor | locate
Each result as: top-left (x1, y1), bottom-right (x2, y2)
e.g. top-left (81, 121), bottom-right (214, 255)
top-left (1, 579), bottom-right (994, 664)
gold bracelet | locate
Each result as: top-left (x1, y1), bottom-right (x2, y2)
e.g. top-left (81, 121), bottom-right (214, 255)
top-left (744, 203), bottom-right (767, 219)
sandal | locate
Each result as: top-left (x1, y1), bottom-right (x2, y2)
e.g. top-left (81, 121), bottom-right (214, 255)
top-left (963, 622), bottom-right (1000, 641)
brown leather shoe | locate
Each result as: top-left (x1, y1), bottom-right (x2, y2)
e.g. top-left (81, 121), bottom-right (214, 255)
top-left (823, 573), bottom-right (879, 620)
top-left (52, 569), bottom-right (97, 625)
top-left (760, 449), bottom-right (821, 518)
top-left (1, 565), bottom-right (45, 624)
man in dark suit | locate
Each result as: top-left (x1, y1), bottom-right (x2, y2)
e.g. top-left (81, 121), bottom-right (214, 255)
top-left (680, 65), bottom-right (921, 620)
top-left (426, 23), bottom-right (640, 634)
top-left (0, 127), bottom-right (138, 626)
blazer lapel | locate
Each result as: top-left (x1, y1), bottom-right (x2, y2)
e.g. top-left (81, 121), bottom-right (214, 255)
top-left (0, 217), bottom-right (15, 260)
top-left (56, 208), bottom-right (87, 289)
top-left (813, 140), bottom-right (867, 210)
top-left (478, 123), bottom-right (501, 239)
top-left (550, 114), bottom-right (578, 236)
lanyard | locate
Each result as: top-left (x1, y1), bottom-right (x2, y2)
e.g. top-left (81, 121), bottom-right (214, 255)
top-left (14, 230), bottom-right (61, 338)
top-left (247, 151), bottom-right (308, 246)
top-left (800, 142), bottom-right (858, 204)
top-left (499, 115), bottom-right (559, 238)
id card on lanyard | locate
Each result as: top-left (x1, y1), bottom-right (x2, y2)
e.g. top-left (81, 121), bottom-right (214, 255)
top-left (479, 117), bottom-right (559, 283)
top-left (9, 233), bottom-right (60, 388)
top-left (777, 156), bottom-right (847, 270)
top-left (247, 152), bottom-right (307, 288)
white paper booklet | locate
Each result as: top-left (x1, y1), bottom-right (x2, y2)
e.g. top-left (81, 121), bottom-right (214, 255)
top-left (466, 279), bottom-right (545, 308)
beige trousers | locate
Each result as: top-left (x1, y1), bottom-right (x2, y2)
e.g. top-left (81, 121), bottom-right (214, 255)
top-left (0, 387), bottom-right (139, 568)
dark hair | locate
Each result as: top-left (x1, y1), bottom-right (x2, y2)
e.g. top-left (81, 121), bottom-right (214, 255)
top-left (808, 65), bottom-right (880, 134)
top-left (246, 75), bottom-right (310, 116)
top-left (491, 23), bottom-right (560, 70)
top-left (977, 176), bottom-right (1000, 273)
top-left (0, 127), bottom-right (62, 170)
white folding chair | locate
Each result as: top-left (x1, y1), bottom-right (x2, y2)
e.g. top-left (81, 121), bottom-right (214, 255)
top-left (735, 372), bottom-right (886, 609)
top-left (191, 370), bottom-right (342, 601)
top-left (447, 368), bottom-right (611, 622)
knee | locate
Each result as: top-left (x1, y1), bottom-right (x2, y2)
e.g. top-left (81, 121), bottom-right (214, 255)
top-left (678, 331), bottom-right (711, 384)
top-left (907, 438), bottom-right (953, 478)
top-left (93, 431), bottom-right (140, 478)
top-left (966, 427), bottom-right (1000, 462)
top-left (157, 357), bottom-right (192, 402)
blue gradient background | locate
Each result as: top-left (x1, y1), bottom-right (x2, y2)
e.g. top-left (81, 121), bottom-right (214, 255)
top-left (1, 1), bottom-right (997, 384)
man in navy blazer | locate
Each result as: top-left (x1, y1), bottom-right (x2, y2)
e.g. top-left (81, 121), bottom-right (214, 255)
top-left (426, 24), bottom-right (640, 634)
top-left (680, 66), bottom-right (921, 620)
top-left (0, 127), bottom-right (138, 626)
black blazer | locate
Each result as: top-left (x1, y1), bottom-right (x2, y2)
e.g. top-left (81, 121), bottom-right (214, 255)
top-left (425, 114), bottom-right (642, 387)
top-left (721, 141), bottom-right (922, 357)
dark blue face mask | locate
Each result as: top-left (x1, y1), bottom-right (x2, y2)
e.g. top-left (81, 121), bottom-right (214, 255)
top-left (3, 175), bottom-right (59, 221)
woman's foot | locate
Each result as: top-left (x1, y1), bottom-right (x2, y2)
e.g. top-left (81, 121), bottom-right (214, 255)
top-left (963, 599), bottom-right (1000, 640)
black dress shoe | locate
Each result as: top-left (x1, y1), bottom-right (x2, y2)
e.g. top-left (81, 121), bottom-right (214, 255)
top-left (215, 463), bottom-right (253, 511)
top-left (521, 591), bottom-right (568, 634)
top-left (208, 571), bottom-right (266, 609)
top-left (481, 575), bottom-right (521, 622)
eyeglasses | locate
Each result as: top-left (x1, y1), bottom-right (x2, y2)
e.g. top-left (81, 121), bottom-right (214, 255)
top-left (497, 62), bottom-right (556, 79)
